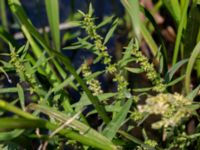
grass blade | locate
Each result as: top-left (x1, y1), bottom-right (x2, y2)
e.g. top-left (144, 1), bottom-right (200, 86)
top-left (0, 26), bottom-right (18, 47)
top-left (0, 118), bottom-right (117, 150)
top-left (183, 1), bottom-right (200, 77)
top-left (121, 0), bottom-right (158, 57)
top-left (185, 42), bottom-right (200, 94)
top-left (0, 100), bottom-right (117, 150)
top-left (0, 0), bottom-right (8, 31)
top-left (28, 103), bottom-right (117, 150)
top-left (45, 0), bottom-right (60, 51)
top-left (172, 0), bottom-right (190, 65)
top-left (183, 2), bottom-right (200, 58)
top-left (165, 59), bottom-right (188, 82)
top-left (166, 75), bottom-right (185, 87)
top-left (121, 0), bottom-right (141, 40)
top-left (0, 87), bottom-right (18, 94)
top-left (162, 0), bottom-right (181, 24)
top-left (141, 6), bottom-right (168, 73)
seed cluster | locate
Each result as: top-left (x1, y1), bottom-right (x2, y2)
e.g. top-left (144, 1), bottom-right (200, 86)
top-left (10, 48), bottom-right (43, 97)
top-left (81, 63), bottom-right (103, 96)
top-left (137, 93), bottom-right (192, 129)
top-left (132, 48), bottom-right (165, 92)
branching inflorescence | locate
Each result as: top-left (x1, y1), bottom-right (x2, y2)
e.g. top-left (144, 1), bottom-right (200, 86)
top-left (79, 8), bottom-right (129, 99)
top-left (132, 44), bottom-right (166, 92)
top-left (9, 46), bottom-right (44, 99)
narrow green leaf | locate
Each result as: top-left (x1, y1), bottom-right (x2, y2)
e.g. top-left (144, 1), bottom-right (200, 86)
top-left (103, 18), bottom-right (118, 45)
top-left (102, 99), bottom-right (132, 140)
top-left (140, 6), bottom-right (168, 73)
top-left (140, 24), bottom-right (158, 57)
top-left (118, 130), bottom-right (155, 150)
top-left (121, 1), bottom-right (158, 58)
top-left (166, 75), bottom-right (185, 87)
top-left (0, 100), bottom-right (36, 119)
top-left (63, 44), bottom-right (83, 50)
top-left (0, 129), bottom-right (24, 141)
top-left (53, 68), bottom-right (81, 92)
top-left (172, 0), bottom-right (190, 65)
top-left (45, 0), bottom-right (60, 51)
top-left (0, 87), bottom-right (18, 93)
top-left (121, 0), bottom-right (141, 40)
top-left (0, 100), bottom-right (117, 150)
top-left (132, 87), bottom-right (152, 92)
top-left (8, 0), bottom-right (67, 83)
top-left (88, 3), bottom-right (94, 16)
top-left (0, 67), bottom-right (12, 83)
top-left (17, 84), bottom-right (25, 111)
top-left (125, 67), bottom-right (144, 74)
top-left (28, 104), bottom-right (117, 150)
top-left (118, 39), bottom-right (135, 67)
top-left (0, 26), bottom-right (18, 47)
top-left (0, 0), bottom-right (8, 31)
top-left (162, 0), bottom-right (181, 24)
top-left (165, 59), bottom-right (188, 82)
top-left (185, 42), bottom-right (200, 94)
top-left (186, 84), bottom-right (200, 100)
top-left (121, 39), bottom-right (134, 61)
top-left (84, 70), bottom-right (104, 81)
top-left (184, 2), bottom-right (200, 58)
top-left (32, 52), bottom-right (49, 71)
top-left (0, 118), bottom-right (117, 150)
top-left (73, 92), bottom-right (117, 111)
top-left (97, 15), bottom-right (114, 29)
top-left (119, 58), bottom-right (137, 68)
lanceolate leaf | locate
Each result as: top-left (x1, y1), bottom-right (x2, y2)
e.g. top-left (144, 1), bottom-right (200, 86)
top-left (102, 99), bottom-right (132, 140)
top-left (0, 130), bottom-right (24, 141)
top-left (125, 67), bottom-right (144, 74)
top-left (165, 59), bottom-right (188, 82)
top-left (186, 84), bottom-right (200, 100)
top-left (17, 84), bottom-right (25, 111)
top-left (103, 18), bottom-right (118, 45)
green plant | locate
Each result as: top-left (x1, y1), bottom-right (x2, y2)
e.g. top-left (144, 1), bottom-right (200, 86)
top-left (0, 0), bottom-right (200, 150)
